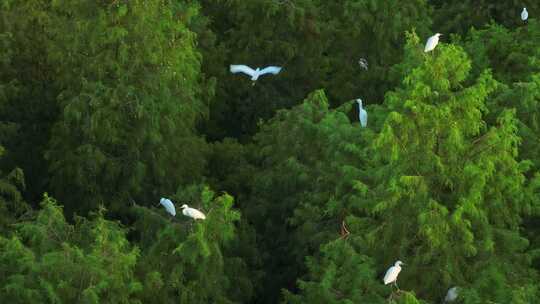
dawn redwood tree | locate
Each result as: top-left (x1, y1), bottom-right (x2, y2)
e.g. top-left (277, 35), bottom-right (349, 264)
top-left (461, 20), bottom-right (540, 170)
top-left (241, 89), bottom-right (387, 303)
top-left (0, 194), bottom-right (141, 304)
top-left (283, 240), bottom-right (386, 304)
top-left (0, 149), bottom-right (28, 233)
top-left (0, 0), bottom-right (59, 203)
top-left (44, 0), bottom-right (209, 215)
top-left (131, 185), bottom-right (253, 304)
top-left (461, 21), bottom-right (540, 278)
top-left (462, 20), bottom-right (540, 85)
top-left (360, 33), bottom-right (537, 302)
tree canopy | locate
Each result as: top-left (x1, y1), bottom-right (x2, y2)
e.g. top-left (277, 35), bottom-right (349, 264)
top-left (0, 1), bottom-right (539, 303)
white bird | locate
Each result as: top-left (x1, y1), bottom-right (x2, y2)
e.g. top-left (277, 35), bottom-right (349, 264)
top-left (180, 204), bottom-right (206, 220)
top-left (230, 65), bottom-right (282, 82)
top-left (424, 33), bottom-right (443, 53)
top-left (521, 8), bottom-right (528, 21)
top-left (444, 287), bottom-right (459, 303)
top-left (356, 99), bottom-right (367, 127)
top-left (358, 58), bottom-right (368, 70)
top-left (383, 260), bottom-right (405, 289)
top-left (159, 198), bottom-right (176, 216)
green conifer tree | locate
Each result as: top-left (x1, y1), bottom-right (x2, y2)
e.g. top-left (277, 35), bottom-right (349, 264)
top-left (0, 194), bottom-right (141, 303)
top-left (361, 33), bottom-right (537, 302)
top-left (44, 0), bottom-right (209, 214)
top-left (132, 185), bottom-right (253, 303)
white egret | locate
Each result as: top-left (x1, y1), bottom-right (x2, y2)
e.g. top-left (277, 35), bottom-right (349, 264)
top-left (159, 198), bottom-right (176, 216)
top-left (424, 33), bottom-right (442, 53)
top-left (230, 65), bottom-right (282, 83)
top-left (444, 287), bottom-right (459, 303)
top-left (180, 204), bottom-right (206, 220)
top-left (521, 8), bottom-right (528, 21)
top-left (356, 99), bottom-right (367, 127)
top-left (358, 58), bottom-right (368, 70)
top-left (383, 260), bottom-right (405, 289)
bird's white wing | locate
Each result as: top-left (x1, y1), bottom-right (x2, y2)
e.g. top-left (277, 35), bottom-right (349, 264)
top-left (162, 199), bottom-right (176, 216)
top-left (230, 65), bottom-right (256, 77)
top-left (424, 36), bottom-right (437, 52)
top-left (187, 208), bottom-right (206, 220)
top-left (360, 110), bottom-right (368, 127)
top-left (383, 266), bottom-right (398, 284)
top-left (521, 10), bottom-right (528, 21)
top-left (258, 66), bottom-right (282, 76)
top-left (444, 287), bottom-right (458, 302)
top-left (192, 209), bottom-right (206, 219)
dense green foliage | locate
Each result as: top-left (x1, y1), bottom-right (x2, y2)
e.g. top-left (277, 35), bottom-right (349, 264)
top-left (1, 0), bottom-right (539, 303)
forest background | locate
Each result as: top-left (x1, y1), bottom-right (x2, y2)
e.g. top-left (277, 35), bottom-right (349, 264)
top-left (1, 0), bottom-right (540, 303)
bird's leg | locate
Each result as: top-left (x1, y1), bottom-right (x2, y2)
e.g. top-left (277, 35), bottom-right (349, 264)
top-left (394, 281), bottom-right (400, 291)
top-left (340, 220), bottom-right (350, 239)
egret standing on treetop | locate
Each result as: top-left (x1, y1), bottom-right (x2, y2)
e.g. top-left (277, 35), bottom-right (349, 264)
top-left (356, 99), bottom-right (367, 127)
top-left (180, 204), bottom-right (206, 220)
top-left (521, 8), bottom-right (528, 21)
top-left (230, 65), bottom-right (282, 84)
top-left (383, 260), bottom-right (405, 289)
top-left (159, 198), bottom-right (176, 216)
top-left (424, 33), bottom-right (442, 53)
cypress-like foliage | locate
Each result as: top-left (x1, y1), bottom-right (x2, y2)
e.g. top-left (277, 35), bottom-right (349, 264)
top-left (0, 0), bottom-right (59, 203)
top-left (0, 194), bottom-right (141, 303)
top-left (44, 0), bottom-right (209, 214)
top-left (132, 185), bottom-right (252, 303)
top-left (0, 1), bottom-right (539, 303)
top-left (362, 33), bottom-right (536, 302)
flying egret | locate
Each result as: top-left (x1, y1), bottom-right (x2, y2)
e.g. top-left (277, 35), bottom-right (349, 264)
top-left (383, 260), bottom-right (405, 289)
top-left (444, 287), bottom-right (459, 303)
top-left (159, 198), bottom-right (176, 216)
top-left (358, 58), bottom-right (368, 70)
top-left (230, 65), bottom-right (282, 84)
top-left (356, 99), bottom-right (367, 127)
top-left (521, 8), bottom-right (528, 21)
top-left (424, 33), bottom-right (442, 53)
top-left (180, 204), bottom-right (206, 220)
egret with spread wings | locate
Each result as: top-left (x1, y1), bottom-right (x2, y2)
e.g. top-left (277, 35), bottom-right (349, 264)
top-left (230, 65), bottom-right (282, 83)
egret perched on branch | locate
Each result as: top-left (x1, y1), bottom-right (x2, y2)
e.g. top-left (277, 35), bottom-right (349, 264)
top-left (383, 260), bottom-right (405, 289)
top-left (444, 287), bottom-right (459, 303)
top-left (356, 99), bottom-right (367, 127)
top-left (358, 58), bottom-right (368, 70)
top-left (424, 33), bottom-right (442, 53)
top-left (159, 198), bottom-right (176, 216)
top-left (521, 8), bottom-right (528, 21)
top-left (230, 65), bottom-right (282, 84)
top-left (180, 204), bottom-right (206, 220)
